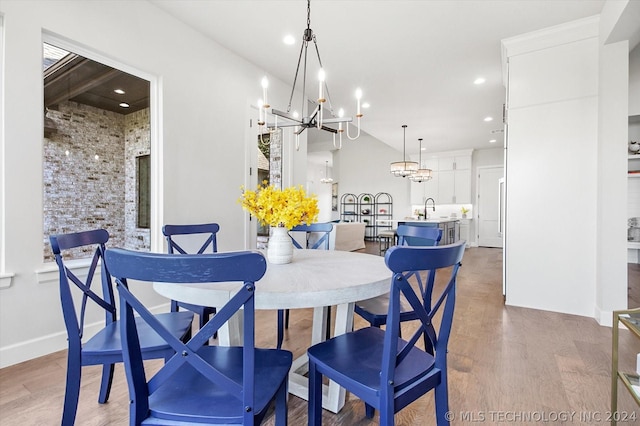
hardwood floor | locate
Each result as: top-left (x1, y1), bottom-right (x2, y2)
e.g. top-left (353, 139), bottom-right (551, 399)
top-left (629, 262), bottom-right (640, 308)
top-left (1, 245), bottom-right (639, 425)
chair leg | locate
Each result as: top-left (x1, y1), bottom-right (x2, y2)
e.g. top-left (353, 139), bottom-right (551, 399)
top-left (365, 403), bottom-right (375, 419)
top-left (210, 308), bottom-right (218, 340)
top-left (277, 309), bottom-right (285, 349)
top-left (308, 359), bottom-right (323, 426)
top-left (379, 405), bottom-right (395, 426)
top-left (200, 311), bottom-right (216, 343)
top-left (62, 352), bottom-right (81, 426)
top-left (274, 376), bottom-right (288, 426)
top-left (285, 308), bottom-right (290, 329)
top-left (170, 299), bottom-right (179, 312)
top-left (434, 371), bottom-right (450, 426)
top-left (325, 306), bottom-right (332, 341)
top-left (97, 363), bottom-right (114, 403)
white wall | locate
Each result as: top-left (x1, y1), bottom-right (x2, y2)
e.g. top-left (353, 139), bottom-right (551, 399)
top-left (0, 0), bottom-right (297, 367)
top-left (502, 6), bottom-right (638, 323)
top-left (333, 133), bottom-right (412, 220)
top-left (503, 17), bottom-right (600, 318)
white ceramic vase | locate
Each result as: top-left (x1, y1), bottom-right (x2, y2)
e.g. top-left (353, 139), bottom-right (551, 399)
top-left (268, 226), bottom-right (293, 264)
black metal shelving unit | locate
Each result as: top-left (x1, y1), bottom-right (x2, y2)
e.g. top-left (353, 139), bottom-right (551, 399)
top-left (339, 193), bottom-right (358, 222)
top-left (374, 192), bottom-right (394, 237)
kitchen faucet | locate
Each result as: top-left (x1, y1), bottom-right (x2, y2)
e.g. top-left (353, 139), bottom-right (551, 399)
top-left (424, 198), bottom-right (435, 219)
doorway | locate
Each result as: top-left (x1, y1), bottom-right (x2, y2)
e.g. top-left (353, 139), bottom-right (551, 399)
top-left (477, 166), bottom-right (504, 248)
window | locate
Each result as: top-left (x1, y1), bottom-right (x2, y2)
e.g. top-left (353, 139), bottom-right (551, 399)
top-left (137, 154), bottom-right (150, 229)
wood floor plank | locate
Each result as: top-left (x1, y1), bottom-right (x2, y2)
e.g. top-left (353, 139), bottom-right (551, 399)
top-left (1, 245), bottom-right (638, 425)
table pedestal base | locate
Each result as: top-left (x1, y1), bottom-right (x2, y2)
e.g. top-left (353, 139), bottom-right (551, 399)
top-left (218, 303), bottom-right (354, 413)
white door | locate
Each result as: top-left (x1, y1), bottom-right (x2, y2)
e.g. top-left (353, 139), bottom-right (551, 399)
top-left (477, 166), bottom-right (504, 248)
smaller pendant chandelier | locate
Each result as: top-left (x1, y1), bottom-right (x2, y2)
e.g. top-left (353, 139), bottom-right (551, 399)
top-left (409, 138), bottom-right (433, 182)
top-left (320, 160), bottom-right (334, 184)
top-left (390, 125), bottom-right (418, 177)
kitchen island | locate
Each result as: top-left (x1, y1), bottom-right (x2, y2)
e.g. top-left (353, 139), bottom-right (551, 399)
top-left (378, 218), bottom-right (461, 245)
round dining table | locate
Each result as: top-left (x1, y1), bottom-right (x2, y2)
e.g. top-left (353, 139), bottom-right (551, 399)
top-left (153, 248), bottom-right (391, 413)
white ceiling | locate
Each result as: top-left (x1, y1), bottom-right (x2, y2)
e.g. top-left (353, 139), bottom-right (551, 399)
top-left (150, 0), bottom-right (605, 155)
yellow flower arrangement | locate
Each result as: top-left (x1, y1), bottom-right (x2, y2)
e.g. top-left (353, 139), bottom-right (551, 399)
top-left (239, 181), bottom-right (319, 229)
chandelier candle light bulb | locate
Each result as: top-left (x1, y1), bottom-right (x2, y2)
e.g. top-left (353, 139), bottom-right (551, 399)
top-left (261, 76), bottom-right (270, 108)
top-left (257, 99), bottom-right (265, 125)
top-left (318, 69), bottom-right (326, 103)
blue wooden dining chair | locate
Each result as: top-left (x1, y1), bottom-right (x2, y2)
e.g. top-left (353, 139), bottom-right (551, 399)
top-left (308, 241), bottom-right (465, 425)
top-left (49, 229), bottom-right (194, 426)
top-left (162, 223), bottom-right (219, 331)
top-left (275, 223), bottom-right (334, 349)
top-left (105, 248), bottom-right (292, 426)
top-left (354, 225), bottom-right (443, 338)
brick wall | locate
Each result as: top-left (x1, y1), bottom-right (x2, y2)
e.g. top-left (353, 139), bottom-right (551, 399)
top-left (43, 101), bottom-right (150, 261)
top-left (124, 108), bottom-right (151, 251)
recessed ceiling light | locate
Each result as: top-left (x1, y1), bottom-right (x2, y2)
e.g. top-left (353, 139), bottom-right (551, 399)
top-left (484, 116), bottom-right (493, 122)
top-left (114, 89), bottom-right (125, 95)
top-left (119, 102), bottom-right (130, 108)
top-left (489, 139), bottom-right (497, 143)
top-left (474, 77), bottom-right (486, 85)
top-left (283, 34), bottom-right (295, 45)
top-left (362, 102), bottom-right (370, 109)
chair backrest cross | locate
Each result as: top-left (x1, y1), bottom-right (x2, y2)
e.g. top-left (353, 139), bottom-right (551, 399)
top-left (105, 248), bottom-right (292, 425)
top-left (51, 229), bottom-right (113, 348)
top-left (396, 224), bottom-right (442, 247)
top-left (162, 222), bottom-right (220, 330)
top-left (307, 241), bottom-right (465, 425)
top-left (288, 223), bottom-right (333, 250)
top-left (50, 229), bottom-right (193, 426)
top-left (396, 224), bottom-right (443, 305)
top-left (163, 223), bottom-right (219, 254)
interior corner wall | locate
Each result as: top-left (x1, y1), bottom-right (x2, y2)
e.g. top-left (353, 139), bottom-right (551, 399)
top-left (334, 133), bottom-right (411, 220)
top-left (596, 39), bottom-right (629, 324)
top-left (0, 0), bottom-right (292, 367)
top-left (503, 20), bottom-right (599, 317)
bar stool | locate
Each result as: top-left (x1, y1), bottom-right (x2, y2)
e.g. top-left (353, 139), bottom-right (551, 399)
top-left (377, 228), bottom-right (397, 255)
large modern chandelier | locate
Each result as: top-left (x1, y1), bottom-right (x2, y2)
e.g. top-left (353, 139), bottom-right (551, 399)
top-left (390, 125), bottom-right (418, 177)
top-left (409, 138), bottom-right (433, 182)
top-left (257, 0), bottom-right (364, 150)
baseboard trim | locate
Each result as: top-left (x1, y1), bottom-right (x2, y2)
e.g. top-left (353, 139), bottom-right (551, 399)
top-left (595, 305), bottom-right (613, 327)
top-left (0, 303), bottom-right (171, 368)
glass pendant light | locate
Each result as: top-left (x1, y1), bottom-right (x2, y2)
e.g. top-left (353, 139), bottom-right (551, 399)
top-left (390, 125), bottom-right (418, 177)
top-left (409, 138), bottom-right (433, 182)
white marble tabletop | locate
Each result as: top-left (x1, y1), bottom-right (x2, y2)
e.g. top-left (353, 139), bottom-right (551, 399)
top-left (153, 249), bottom-right (391, 413)
top-left (154, 249), bottom-right (390, 310)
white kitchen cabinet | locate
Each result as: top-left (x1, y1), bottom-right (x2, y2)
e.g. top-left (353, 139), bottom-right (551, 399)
top-left (459, 218), bottom-right (470, 247)
top-left (435, 153), bottom-right (472, 204)
top-left (454, 169), bottom-right (472, 203)
top-left (438, 167), bottom-right (471, 204)
top-left (411, 153), bottom-right (471, 205)
top-left (438, 155), bottom-right (471, 171)
top-left (410, 158), bottom-right (438, 204)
